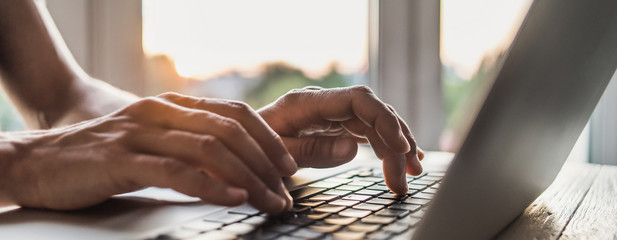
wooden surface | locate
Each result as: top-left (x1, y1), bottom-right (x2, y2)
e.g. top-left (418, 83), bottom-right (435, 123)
top-left (497, 163), bottom-right (617, 240)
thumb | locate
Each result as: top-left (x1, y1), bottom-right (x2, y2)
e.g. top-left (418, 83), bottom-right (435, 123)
top-left (281, 136), bottom-right (358, 168)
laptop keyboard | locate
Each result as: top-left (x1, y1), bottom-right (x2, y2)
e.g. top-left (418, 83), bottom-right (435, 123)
top-left (150, 167), bottom-right (444, 240)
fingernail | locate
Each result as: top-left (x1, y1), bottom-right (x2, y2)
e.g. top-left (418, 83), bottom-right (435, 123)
top-left (281, 154), bottom-right (298, 176)
top-left (281, 182), bottom-right (293, 211)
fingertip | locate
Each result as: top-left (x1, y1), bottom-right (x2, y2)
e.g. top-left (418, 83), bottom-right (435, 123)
top-left (226, 187), bottom-right (249, 205)
top-left (406, 154), bottom-right (424, 176)
top-left (280, 154), bottom-right (298, 177)
top-left (417, 147), bottom-right (425, 161)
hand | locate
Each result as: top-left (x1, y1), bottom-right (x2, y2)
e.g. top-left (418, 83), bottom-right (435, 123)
top-left (0, 93), bottom-right (297, 214)
top-left (259, 86), bottom-right (424, 194)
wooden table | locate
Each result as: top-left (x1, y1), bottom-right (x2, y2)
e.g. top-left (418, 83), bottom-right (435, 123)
top-left (497, 162), bottom-right (617, 239)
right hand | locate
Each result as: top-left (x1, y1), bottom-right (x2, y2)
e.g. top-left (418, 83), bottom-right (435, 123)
top-left (0, 93), bottom-right (297, 214)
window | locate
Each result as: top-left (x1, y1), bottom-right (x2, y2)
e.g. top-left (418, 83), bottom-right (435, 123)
top-left (439, 0), bottom-right (533, 151)
top-left (142, 0), bottom-right (369, 109)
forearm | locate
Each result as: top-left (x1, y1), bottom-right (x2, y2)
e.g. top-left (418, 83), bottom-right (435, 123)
top-left (0, 0), bottom-right (137, 129)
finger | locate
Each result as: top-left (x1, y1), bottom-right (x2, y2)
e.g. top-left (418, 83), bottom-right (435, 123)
top-left (366, 130), bottom-right (408, 195)
top-left (386, 105), bottom-right (423, 175)
top-left (127, 128), bottom-right (288, 214)
top-left (123, 154), bottom-right (248, 206)
top-left (268, 86), bottom-right (410, 153)
top-left (158, 93), bottom-right (297, 177)
top-left (282, 136), bottom-right (358, 168)
top-left (124, 97), bottom-right (292, 211)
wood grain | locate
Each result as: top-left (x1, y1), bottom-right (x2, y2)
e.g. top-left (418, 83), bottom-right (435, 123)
top-left (559, 165), bottom-right (617, 240)
top-left (496, 163), bottom-right (601, 240)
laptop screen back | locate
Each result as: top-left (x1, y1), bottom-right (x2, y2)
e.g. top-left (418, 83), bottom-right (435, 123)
top-left (414, 0), bottom-right (617, 239)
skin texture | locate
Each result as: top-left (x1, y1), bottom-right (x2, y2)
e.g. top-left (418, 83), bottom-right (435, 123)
top-left (0, 0), bottom-right (424, 214)
top-left (260, 86), bottom-right (424, 194)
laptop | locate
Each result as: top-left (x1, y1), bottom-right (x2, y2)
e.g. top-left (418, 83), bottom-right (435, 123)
top-left (1, 0), bottom-right (617, 239)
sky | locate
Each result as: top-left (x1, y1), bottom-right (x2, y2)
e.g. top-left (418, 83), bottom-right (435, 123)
top-left (143, 0), bottom-right (532, 80)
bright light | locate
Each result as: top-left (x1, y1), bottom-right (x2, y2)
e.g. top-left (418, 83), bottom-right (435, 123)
top-left (143, 0), bottom-right (368, 79)
top-left (441, 0), bottom-right (532, 79)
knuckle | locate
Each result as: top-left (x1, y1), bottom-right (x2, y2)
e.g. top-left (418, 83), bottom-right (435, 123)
top-left (226, 100), bottom-right (253, 114)
top-left (350, 85), bottom-right (374, 95)
top-left (158, 158), bottom-right (186, 180)
top-left (196, 135), bottom-right (219, 150)
top-left (218, 117), bottom-right (243, 134)
top-left (124, 97), bottom-right (161, 115)
top-left (156, 92), bottom-right (182, 101)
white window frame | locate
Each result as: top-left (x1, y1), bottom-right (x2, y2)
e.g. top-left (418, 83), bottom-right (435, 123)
top-left (373, 0), bottom-right (444, 150)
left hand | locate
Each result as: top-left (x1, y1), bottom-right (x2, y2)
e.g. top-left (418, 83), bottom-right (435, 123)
top-left (259, 86), bottom-right (424, 195)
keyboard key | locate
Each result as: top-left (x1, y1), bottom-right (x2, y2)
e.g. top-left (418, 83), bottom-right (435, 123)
top-left (330, 199), bottom-right (360, 207)
top-left (410, 180), bottom-right (434, 185)
top-left (347, 222), bottom-right (381, 232)
top-left (367, 185), bottom-right (389, 191)
top-left (389, 203), bottom-right (421, 212)
top-left (411, 192), bottom-right (434, 200)
top-left (360, 215), bottom-right (396, 225)
top-left (352, 203), bottom-right (384, 211)
top-left (305, 212), bottom-right (331, 220)
top-left (354, 177), bottom-right (383, 182)
top-left (289, 187), bottom-right (326, 200)
top-left (426, 172), bottom-right (446, 178)
top-left (338, 209), bottom-right (372, 218)
top-left (159, 229), bottom-right (199, 239)
top-left (323, 189), bottom-right (352, 196)
top-left (408, 184), bottom-right (426, 191)
top-left (342, 194), bottom-right (372, 201)
top-left (314, 204), bottom-right (346, 213)
top-left (264, 224), bottom-right (297, 234)
top-left (228, 205), bottom-right (260, 216)
top-left (336, 185), bottom-right (364, 191)
top-left (348, 180), bottom-right (376, 187)
top-left (187, 230), bottom-right (236, 240)
top-left (422, 176), bottom-right (443, 181)
top-left (296, 200), bottom-right (325, 207)
top-left (367, 231), bottom-right (393, 240)
top-left (366, 198), bottom-right (396, 205)
top-left (355, 189), bottom-right (384, 196)
top-left (309, 181), bottom-right (342, 189)
top-left (404, 197), bottom-right (430, 205)
top-left (182, 220), bottom-right (223, 231)
top-left (410, 209), bottom-right (426, 218)
top-left (221, 223), bottom-right (255, 235)
top-left (203, 212), bottom-right (247, 224)
top-left (242, 216), bottom-right (268, 225)
top-left (399, 216), bottom-right (422, 227)
top-left (323, 215), bottom-right (358, 225)
top-left (332, 230), bottom-right (366, 240)
top-left (376, 209), bottom-right (409, 218)
top-left (383, 222), bottom-right (410, 234)
top-left (309, 221), bottom-right (342, 233)
top-left (275, 236), bottom-right (305, 240)
top-left (323, 178), bottom-right (353, 184)
top-left (378, 192), bottom-right (407, 200)
top-left (240, 230), bottom-right (280, 240)
top-left (432, 183), bottom-right (441, 188)
top-left (288, 228), bottom-right (324, 239)
top-left (308, 194), bottom-right (338, 201)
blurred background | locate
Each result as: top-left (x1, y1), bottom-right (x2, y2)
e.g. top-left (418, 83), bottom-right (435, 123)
top-left (1, 0), bottom-right (616, 165)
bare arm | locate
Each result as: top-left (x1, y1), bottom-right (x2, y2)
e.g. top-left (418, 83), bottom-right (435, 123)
top-left (0, 0), bottom-right (137, 129)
